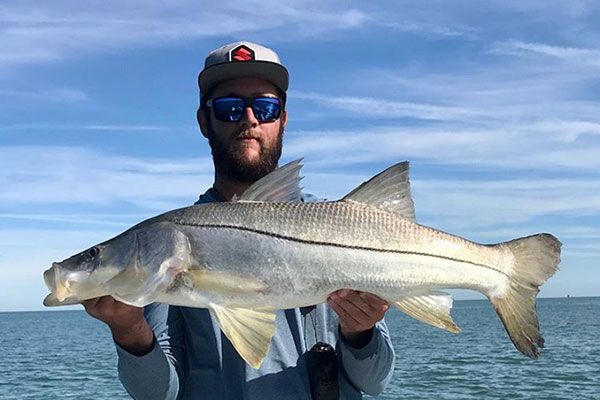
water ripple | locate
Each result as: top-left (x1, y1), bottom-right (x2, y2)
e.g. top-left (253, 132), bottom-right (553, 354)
top-left (1, 298), bottom-right (598, 399)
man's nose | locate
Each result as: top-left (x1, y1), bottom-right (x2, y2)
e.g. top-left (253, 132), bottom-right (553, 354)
top-left (240, 106), bottom-right (259, 127)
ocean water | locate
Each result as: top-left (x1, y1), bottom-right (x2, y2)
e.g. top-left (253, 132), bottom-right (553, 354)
top-left (0, 297), bottom-right (598, 399)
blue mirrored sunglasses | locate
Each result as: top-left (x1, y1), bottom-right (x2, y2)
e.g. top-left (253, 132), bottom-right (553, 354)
top-left (206, 96), bottom-right (282, 123)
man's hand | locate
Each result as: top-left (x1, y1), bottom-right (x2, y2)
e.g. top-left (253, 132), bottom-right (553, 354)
top-left (83, 296), bottom-right (154, 356)
top-left (327, 289), bottom-right (390, 348)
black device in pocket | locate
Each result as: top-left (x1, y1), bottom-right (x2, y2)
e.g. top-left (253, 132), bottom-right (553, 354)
top-left (307, 342), bottom-right (339, 400)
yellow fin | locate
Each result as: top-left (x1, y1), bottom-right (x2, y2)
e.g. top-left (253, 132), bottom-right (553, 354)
top-left (209, 304), bottom-right (276, 369)
top-left (489, 233), bottom-right (561, 359)
top-left (393, 291), bottom-right (460, 333)
top-left (186, 270), bottom-right (268, 295)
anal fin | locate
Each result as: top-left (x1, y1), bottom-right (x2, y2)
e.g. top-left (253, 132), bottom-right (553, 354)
top-left (209, 304), bottom-right (276, 369)
top-left (393, 291), bottom-right (460, 333)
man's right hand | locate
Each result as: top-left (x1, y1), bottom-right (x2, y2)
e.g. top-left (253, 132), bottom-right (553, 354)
top-left (83, 296), bottom-right (155, 356)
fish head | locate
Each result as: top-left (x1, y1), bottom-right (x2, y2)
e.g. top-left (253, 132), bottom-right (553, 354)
top-left (43, 231), bottom-right (138, 304)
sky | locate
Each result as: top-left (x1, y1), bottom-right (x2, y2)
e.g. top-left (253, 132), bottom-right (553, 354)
top-left (1, 0), bottom-right (599, 312)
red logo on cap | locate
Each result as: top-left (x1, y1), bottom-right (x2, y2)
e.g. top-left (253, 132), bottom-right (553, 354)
top-left (231, 45), bottom-right (255, 61)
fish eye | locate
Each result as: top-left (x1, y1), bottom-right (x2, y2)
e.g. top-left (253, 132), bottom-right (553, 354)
top-left (87, 247), bottom-right (99, 258)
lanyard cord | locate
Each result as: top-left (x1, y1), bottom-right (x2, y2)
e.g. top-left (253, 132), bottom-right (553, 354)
top-left (302, 306), bottom-right (319, 348)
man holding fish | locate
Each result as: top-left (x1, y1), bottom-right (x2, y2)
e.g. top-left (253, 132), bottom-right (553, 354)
top-left (83, 42), bottom-right (396, 399)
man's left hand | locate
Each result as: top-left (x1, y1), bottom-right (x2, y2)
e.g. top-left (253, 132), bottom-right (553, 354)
top-left (327, 289), bottom-right (390, 348)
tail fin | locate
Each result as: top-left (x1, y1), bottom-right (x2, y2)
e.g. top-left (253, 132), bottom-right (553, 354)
top-left (490, 233), bottom-right (561, 359)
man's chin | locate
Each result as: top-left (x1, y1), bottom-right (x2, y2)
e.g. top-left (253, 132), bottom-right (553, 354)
top-left (208, 128), bottom-right (283, 183)
top-left (230, 148), bottom-right (262, 167)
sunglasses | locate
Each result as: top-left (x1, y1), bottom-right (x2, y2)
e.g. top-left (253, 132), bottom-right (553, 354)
top-left (206, 96), bottom-right (282, 123)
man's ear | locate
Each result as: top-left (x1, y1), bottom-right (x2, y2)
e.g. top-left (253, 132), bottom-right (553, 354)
top-left (281, 110), bottom-right (288, 131)
top-left (197, 108), bottom-right (209, 138)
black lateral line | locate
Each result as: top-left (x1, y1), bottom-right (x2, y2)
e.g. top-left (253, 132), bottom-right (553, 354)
top-left (177, 222), bottom-right (507, 277)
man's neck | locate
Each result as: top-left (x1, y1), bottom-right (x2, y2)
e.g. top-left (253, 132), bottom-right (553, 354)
top-left (212, 172), bottom-right (253, 201)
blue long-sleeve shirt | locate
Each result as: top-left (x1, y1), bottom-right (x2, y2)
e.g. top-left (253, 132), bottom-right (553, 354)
top-left (115, 189), bottom-right (395, 399)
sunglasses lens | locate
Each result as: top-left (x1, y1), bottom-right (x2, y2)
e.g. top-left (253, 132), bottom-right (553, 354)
top-left (252, 98), bottom-right (281, 122)
top-left (210, 97), bottom-right (281, 122)
top-left (212, 98), bottom-right (245, 121)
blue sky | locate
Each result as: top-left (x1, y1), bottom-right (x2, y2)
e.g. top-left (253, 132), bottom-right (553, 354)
top-left (1, 1), bottom-right (599, 311)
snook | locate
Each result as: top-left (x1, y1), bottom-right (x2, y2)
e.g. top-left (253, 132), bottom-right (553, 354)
top-left (43, 160), bottom-right (561, 368)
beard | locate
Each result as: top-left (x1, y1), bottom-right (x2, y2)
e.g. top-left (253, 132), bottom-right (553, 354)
top-left (207, 123), bottom-right (284, 183)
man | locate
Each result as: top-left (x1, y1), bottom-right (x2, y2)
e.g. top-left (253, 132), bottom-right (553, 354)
top-left (84, 41), bottom-right (395, 399)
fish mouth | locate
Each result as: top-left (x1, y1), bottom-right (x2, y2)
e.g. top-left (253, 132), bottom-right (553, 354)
top-left (43, 263), bottom-right (60, 292)
top-left (44, 263), bottom-right (88, 302)
top-left (44, 263), bottom-right (70, 301)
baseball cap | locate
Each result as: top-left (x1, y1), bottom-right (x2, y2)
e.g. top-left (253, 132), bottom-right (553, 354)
top-left (198, 41), bottom-right (289, 96)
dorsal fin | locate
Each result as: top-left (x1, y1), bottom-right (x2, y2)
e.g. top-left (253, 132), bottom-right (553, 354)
top-left (238, 159), bottom-right (304, 202)
top-left (342, 161), bottom-right (415, 221)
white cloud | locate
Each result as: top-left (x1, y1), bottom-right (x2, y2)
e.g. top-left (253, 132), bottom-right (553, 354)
top-left (0, 228), bottom-right (116, 255)
top-left (0, 87), bottom-right (88, 102)
top-left (411, 178), bottom-right (600, 228)
top-left (292, 92), bottom-right (483, 121)
top-left (0, 1), bottom-right (369, 71)
top-left (80, 124), bottom-right (170, 132)
top-left (284, 123), bottom-right (600, 171)
top-left (300, 170), bottom-right (600, 230)
top-left (558, 227), bottom-right (600, 240)
top-left (0, 123), bottom-right (185, 132)
top-left (0, 145), bottom-right (214, 210)
top-left (0, 213), bottom-right (141, 228)
top-left (3, 0), bottom-right (599, 75)
top-left (357, 68), bottom-right (580, 108)
top-left (525, 119), bottom-right (600, 141)
top-left (380, 20), bottom-right (473, 38)
top-left (492, 41), bottom-right (600, 66)
top-left (287, 33), bottom-right (600, 170)
top-left (4, 143), bottom-right (597, 234)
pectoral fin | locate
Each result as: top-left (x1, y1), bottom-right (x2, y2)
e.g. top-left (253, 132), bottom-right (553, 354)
top-left (393, 291), bottom-right (460, 333)
top-left (209, 304), bottom-right (276, 369)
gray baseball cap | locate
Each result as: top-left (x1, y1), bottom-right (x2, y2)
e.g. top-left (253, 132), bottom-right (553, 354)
top-left (198, 41), bottom-right (289, 95)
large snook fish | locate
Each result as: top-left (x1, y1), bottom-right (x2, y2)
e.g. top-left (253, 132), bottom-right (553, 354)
top-left (43, 160), bottom-right (561, 368)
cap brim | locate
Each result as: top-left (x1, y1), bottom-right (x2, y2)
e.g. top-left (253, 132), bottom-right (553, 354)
top-left (199, 61), bottom-right (289, 95)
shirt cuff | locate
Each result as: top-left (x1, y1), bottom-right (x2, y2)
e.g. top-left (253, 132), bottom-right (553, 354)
top-left (339, 324), bottom-right (381, 360)
top-left (115, 336), bottom-right (178, 400)
top-left (115, 335), bottom-right (164, 368)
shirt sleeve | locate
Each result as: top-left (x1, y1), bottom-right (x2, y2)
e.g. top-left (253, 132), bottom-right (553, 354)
top-left (115, 303), bottom-right (183, 400)
top-left (337, 319), bottom-right (396, 396)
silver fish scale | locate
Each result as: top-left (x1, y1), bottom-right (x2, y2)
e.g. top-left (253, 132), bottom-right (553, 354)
top-left (151, 200), bottom-right (509, 276)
